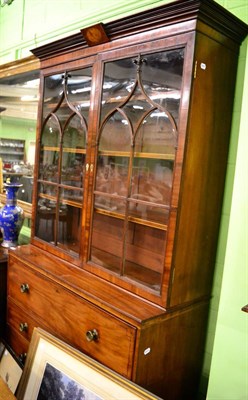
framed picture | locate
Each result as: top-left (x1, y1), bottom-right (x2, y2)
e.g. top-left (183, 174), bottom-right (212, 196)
top-left (16, 328), bottom-right (162, 400)
top-left (0, 340), bottom-right (23, 394)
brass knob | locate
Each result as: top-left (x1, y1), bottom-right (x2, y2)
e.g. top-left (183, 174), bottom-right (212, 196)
top-left (20, 283), bottom-right (29, 293)
top-left (19, 322), bottom-right (28, 332)
top-left (86, 329), bottom-right (99, 342)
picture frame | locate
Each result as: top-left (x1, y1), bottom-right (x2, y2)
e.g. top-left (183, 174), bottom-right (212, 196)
top-left (16, 328), bottom-right (163, 400)
top-left (0, 339), bottom-right (23, 394)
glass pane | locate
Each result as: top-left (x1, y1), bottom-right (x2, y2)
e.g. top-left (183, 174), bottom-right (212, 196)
top-left (56, 190), bottom-right (82, 255)
top-left (41, 115), bottom-right (60, 147)
top-left (67, 68), bottom-right (92, 121)
top-left (134, 111), bottom-right (177, 156)
top-left (130, 158), bottom-right (173, 207)
top-left (123, 222), bottom-right (166, 290)
top-left (61, 115), bottom-right (86, 187)
top-left (90, 213), bottom-right (124, 274)
top-left (122, 86), bottom-right (153, 129)
top-left (35, 204), bottom-right (56, 243)
top-left (141, 49), bottom-right (184, 122)
top-left (94, 195), bottom-right (126, 216)
top-left (37, 182), bottom-right (57, 198)
top-left (42, 74), bottom-right (64, 120)
top-left (128, 201), bottom-right (169, 225)
top-left (39, 150), bottom-right (59, 182)
top-left (35, 183), bottom-right (57, 242)
top-left (100, 111), bottom-right (131, 152)
top-left (95, 155), bottom-right (129, 197)
top-left (62, 187), bottom-right (83, 205)
top-left (101, 59), bottom-right (137, 122)
top-left (43, 69), bottom-right (92, 123)
top-left (39, 116), bottom-right (60, 182)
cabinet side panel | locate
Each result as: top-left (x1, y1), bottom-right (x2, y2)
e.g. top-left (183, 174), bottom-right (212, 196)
top-left (134, 301), bottom-right (209, 400)
top-left (169, 32), bottom-right (240, 306)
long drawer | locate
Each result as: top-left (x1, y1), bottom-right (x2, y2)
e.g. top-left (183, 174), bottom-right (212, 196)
top-left (7, 257), bottom-right (136, 378)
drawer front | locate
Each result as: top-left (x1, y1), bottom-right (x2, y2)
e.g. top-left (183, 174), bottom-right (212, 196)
top-left (6, 321), bottom-right (30, 364)
top-left (7, 299), bottom-right (40, 342)
top-left (8, 257), bottom-right (136, 378)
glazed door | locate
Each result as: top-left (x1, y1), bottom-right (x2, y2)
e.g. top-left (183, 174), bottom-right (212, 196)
top-left (87, 41), bottom-right (189, 302)
top-left (34, 67), bottom-right (92, 257)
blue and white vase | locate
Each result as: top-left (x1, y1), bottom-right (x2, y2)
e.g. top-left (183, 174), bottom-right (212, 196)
top-left (0, 183), bottom-right (24, 248)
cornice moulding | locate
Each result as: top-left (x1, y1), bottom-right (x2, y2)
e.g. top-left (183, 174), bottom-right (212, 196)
top-left (31, 0), bottom-right (248, 61)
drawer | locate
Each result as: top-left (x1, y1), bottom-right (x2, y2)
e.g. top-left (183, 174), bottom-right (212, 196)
top-left (7, 298), bottom-right (41, 342)
top-left (6, 322), bottom-right (30, 364)
top-left (8, 257), bottom-right (136, 378)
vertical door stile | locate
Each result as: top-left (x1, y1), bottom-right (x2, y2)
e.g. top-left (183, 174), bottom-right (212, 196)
top-left (121, 112), bottom-right (134, 276)
top-left (83, 57), bottom-right (104, 262)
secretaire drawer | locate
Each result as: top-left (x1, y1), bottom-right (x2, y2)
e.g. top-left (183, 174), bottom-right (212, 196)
top-left (8, 257), bottom-right (136, 378)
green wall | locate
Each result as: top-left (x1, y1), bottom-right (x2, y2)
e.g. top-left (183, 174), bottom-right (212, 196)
top-left (0, 0), bottom-right (171, 63)
top-left (0, 1), bottom-right (247, 399)
top-left (206, 8), bottom-right (248, 397)
top-left (0, 118), bottom-right (36, 162)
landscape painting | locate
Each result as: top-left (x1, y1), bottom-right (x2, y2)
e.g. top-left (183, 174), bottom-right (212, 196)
top-left (37, 362), bottom-right (102, 400)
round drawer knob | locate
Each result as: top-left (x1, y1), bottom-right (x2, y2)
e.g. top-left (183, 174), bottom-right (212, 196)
top-left (86, 329), bottom-right (99, 342)
top-left (19, 322), bottom-right (28, 332)
top-left (20, 283), bottom-right (29, 293)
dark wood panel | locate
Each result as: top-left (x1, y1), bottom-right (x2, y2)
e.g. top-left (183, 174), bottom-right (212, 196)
top-left (0, 248), bottom-right (8, 338)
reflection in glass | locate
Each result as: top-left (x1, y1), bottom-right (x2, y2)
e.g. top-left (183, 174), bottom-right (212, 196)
top-left (61, 115), bottom-right (86, 188)
top-left (94, 195), bottom-right (126, 216)
top-left (95, 155), bottom-right (129, 197)
top-left (0, 66), bottom-right (39, 226)
top-left (130, 158), bottom-right (173, 207)
top-left (100, 111), bottom-right (131, 152)
top-left (67, 69), bottom-right (92, 120)
top-left (42, 69), bottom-right (92, 123)
top-left (56, 188), bottom-right (82, 254)
top-left (123, 222), bottom-right (167, 290)
top-left (35, 184), bottom-right (57, 243)
top-left (39, 116), bottom-right (60, 182)
top-left (128, 201), bottom-right (169, 225)
top-left (62, 188), bottom-right (83, 204)
top-left (91, 213), bottom-right (124, 273)
top-left (134, 110), bottom-right (177, 155)
top-left (122, 86), bottom-right (153, 129)
top-left (101, 59), bottom-right (137, 123)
